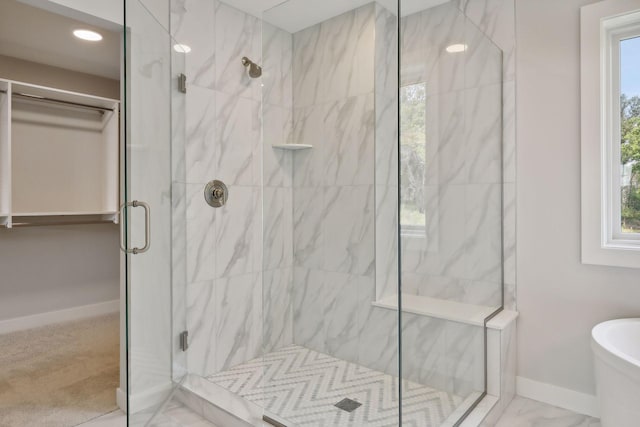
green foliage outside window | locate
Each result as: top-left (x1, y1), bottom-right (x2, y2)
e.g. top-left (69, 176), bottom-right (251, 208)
top-left (400, 83), bottom-right (427, 229)
top-left (621, 94), bottom-right (640, 232)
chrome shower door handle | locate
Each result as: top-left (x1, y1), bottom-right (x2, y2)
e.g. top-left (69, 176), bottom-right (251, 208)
top-left (120, 200), bottom-right (151, 255)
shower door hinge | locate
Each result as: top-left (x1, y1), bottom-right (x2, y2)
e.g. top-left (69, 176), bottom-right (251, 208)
top-left (178, 74), bottom-right (187, 94)
top-left (179, 330), bottom-right (189, 351)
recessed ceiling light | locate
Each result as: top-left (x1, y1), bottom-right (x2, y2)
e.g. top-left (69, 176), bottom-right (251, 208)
top-left (446, 43), bottom-right (467, 53)
top-left (73, 29), bottom-right (103, 42)
top-left (173, 44), bottom-right (192, 53)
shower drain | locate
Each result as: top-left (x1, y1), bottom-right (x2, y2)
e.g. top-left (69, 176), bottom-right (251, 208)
top-left (335, 398), bottom-right (362, 412)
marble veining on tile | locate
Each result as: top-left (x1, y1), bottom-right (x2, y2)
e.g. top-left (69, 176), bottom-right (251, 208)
top-left (214, 273), bottom-right (262, 372)
top-left (170, 0), bottom-right (216, 89)
top-left (175, 0), bottom-right (272, 379)
top-left (214, 0), bottom-right (261, 101)
top-left (171, 0), bottom-right (518, 416)
top-left (399, 0), bottom-right (507, 309)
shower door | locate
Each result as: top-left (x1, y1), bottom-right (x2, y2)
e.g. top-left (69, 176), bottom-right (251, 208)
top-left (122, 1), bottom-right (187, 425)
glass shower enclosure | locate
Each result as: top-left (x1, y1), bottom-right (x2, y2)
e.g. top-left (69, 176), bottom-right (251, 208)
top-left (122, 0), bottom-right (504, 425)
top-left (122, 1), bottom-right (187, 425)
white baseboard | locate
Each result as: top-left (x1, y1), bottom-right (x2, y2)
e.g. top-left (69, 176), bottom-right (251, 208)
top-left (516, 376), bottom-right (599, 418)
top-left (116, 387), bottom-right (127, 412)
top-left (0, 299), bottom-right (120, 334)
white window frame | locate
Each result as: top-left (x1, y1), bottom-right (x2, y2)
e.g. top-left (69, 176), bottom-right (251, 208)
top-left (608, 24), bottom-right (640, 244)
top-left (581, 0), bottom-right (640, 268)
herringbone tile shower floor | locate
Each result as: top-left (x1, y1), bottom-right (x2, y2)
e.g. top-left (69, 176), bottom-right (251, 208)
top-left (207, 345), bottom-right (463, 426)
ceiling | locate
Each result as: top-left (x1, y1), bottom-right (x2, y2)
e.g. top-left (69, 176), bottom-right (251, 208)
top-left (0, 0), bottom-right (120, 80)
top-left (0, 0), bottom-right (450, 80)
top-left (226, 0), bottom-right (450, 33)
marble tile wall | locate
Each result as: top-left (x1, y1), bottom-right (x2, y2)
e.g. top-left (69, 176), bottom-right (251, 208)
top-left (401, 314), bottom-right (484, 396)
top-left (397, 0), bottom-right (516, 405)
top-left (290, 3), bottom-right (378, 366)
top-left (129, 0), bottom-right (175, 404)
top-left (168, 1), bottom-right (515, 416)
top-left (262, 22), bottom-right (295, 354)
top-left (288, 2), bottom-right (483, 399)
top-left (170, 0), bottom-right (402, 382)
top-left (399, 0), bottom-right (516, 311)
top-left (458, 0), bottom-right (517, 312)
top-left (171, 0), bottom-right (267, 377)
top-left (288, 3), bottom-right (414, 384)
top-left (375, 3), bottom-right (400, 301)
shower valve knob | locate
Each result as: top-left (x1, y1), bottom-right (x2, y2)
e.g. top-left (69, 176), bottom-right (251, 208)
top-left (212, 188), bottom-right (224, 199)
top-left (204, 180), bottom-right (228, 208)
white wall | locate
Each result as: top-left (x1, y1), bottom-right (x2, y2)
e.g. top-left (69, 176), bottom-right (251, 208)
top-left (20, 0), bottom-right (168, 31)
top-left (516, 0), bottom-right (640, 397)
top-left (0, 225), bottom-right (120, 321)
top-left (0, 55), bottom-right (120, 100)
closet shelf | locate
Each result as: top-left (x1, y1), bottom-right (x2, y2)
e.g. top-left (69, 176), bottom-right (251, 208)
top-left (0, 78), bottom-right (120, 228)
top-left (272, 144), bottom-right (313, 150)
top-left (10, 82), bottom-right (119, 111)
top-left (10, 212), bottom-right (119, 227)
top-left (12, 211), bottom-right (118, 217)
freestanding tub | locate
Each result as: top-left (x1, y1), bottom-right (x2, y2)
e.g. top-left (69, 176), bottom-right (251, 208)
top-left (592, 318), bottom-right (640, 427)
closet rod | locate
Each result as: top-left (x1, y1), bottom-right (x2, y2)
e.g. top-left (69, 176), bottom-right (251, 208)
top-left (11, 220), bottom-right (116, 227)
top-left (4, 91), bottom-right (116, 113)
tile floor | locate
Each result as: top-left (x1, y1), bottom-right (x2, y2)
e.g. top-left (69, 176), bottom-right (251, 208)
top-left (76, 403), bottom-right (218, 427)
top-left (495, 397), bottom-right (601, 427)
top-left (207, 344), bottom-right (463, 426)
top-left (77, 410), bottom-right (125, 427)
top-left (78, 396), bottom-right (601, 426)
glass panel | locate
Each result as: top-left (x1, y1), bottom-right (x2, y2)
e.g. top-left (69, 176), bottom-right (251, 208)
top-left (121, 0), bottom-right (504, 425)
top-left (620, 36), bottom-right (640, 234)
top-left (259, 0), bottom-right (401, 425)
top-left (124, 1), bottom-right (187, 424)
top-left (168, 1), bottom-right (266, 425)
top-left (400, 0), bottom-right (503, 424)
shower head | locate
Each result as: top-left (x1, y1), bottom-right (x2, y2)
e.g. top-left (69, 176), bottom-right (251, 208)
top-left (242, 56), bottom-right (262, 78)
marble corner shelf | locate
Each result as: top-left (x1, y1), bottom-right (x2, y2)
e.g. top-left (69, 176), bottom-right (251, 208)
top-left (272, 144), bottom-right (312, 150)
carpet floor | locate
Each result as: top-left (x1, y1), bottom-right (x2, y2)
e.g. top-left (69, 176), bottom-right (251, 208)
top-left (0, 313), bottom-right (119, 427)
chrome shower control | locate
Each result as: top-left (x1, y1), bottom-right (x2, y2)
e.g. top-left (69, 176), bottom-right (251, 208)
top-left (204, 180), bottom-right (228, 208)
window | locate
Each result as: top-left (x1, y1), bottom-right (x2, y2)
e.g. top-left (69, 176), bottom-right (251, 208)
top-left (400, 83), bottom-right (427, 237)
top-left (618, 37), bottom-right (640, 238)
top-left (581, 1), bottom-right (640, 268)
top-left (604, 15), bottom-right (640, 247)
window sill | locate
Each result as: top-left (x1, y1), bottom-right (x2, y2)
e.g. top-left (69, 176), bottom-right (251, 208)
top-left (582, 242), bottom-right (640, 269)
top-left (604, 241), bottom-right (640, 250)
